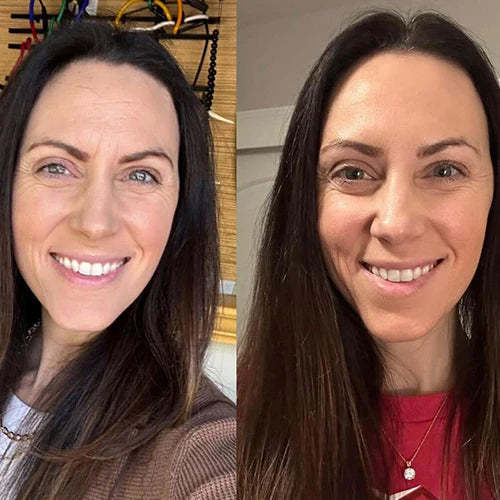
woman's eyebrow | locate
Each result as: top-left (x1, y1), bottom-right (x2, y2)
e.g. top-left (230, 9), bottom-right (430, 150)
top-left (320, 139), bottom-right (383, 157)
top-left (319, 136), bottom-right (480, 158)
top-left (25, 139), bottom-right (174, 167)
top-left (416, 137), bottom-right (480, 158)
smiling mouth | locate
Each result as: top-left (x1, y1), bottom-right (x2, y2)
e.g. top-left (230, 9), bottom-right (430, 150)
top-left (50, 253), bottom-right (131, 277)
top-left (360, 258), bottom-right (445, 283)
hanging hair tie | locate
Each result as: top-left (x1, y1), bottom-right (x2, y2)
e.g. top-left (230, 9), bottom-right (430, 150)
top-left (48, 0), bottom-right (68, 36)
top-left (10, 37), bottom-right (32, 77)
top-left (172, 0), bottom-right (183, 35)
top-left (39, 0), bottom-right (49, 39)
top-left (28, 0), bottom-right (40, 42)
top-left (75, 0), bottom-right (89, 21)
top-left (68, 0), bottom-right (79, 15)
top-left (27, 0), bottom-right (49, 41)
top-left (114, 0), bottom-right (172, 29)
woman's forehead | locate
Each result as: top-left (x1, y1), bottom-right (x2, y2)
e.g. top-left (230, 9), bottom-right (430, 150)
top-left (21, 60), bottom-right (180, 158)
top-left (321, 52), bottom-right (489, 153)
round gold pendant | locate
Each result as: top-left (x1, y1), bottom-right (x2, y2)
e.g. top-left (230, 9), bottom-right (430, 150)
top-left (403, 466), bottom-right (416, 480)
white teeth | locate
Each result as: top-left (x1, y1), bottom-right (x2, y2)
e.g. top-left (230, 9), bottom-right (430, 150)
top-left (52, 254), bottom-right (126, 277)
top-left (91, 263), bottom-right (103, 276)
top-left (79, 262), bottom-right (92, 276)
top-left (387, 270), bottom-right (400, 282)
top-left (367, 261), bottom-right (439, 283)
top-left (400, 269), bottom-right (413, 282)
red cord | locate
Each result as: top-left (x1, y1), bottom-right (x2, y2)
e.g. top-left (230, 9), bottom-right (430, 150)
top-left (10, 37), bottom-right (33, 77)
top-left (29, 21), bottom-right (40, 43)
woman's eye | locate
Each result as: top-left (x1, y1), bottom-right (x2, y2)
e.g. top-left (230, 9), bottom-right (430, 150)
top-left (330, 166), bottom-right (372, 185)
top-left (39, 163), bottom-right (71, 177)
top-left (328, 162), bottom-right (465, 186)
top-left (128, 169), bottom-right (159, 184)
top-left (432, 162), bottom-right (464, 182)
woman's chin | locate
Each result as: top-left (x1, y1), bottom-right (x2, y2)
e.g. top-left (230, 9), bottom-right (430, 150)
top-left (364, 320), bottom-right (434, 344)
top-left (45, 309), bottom-right (119, 337)
top-left (373, 332), bottom-right (428, 344)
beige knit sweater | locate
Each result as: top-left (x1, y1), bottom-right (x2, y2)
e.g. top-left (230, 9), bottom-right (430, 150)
top-left (84, 377), bottom-right (236, 499)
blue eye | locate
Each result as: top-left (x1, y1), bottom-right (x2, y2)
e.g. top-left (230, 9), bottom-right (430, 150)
top-left (433, 162), bottom-right (464, 183)
top-left (39, 163), bottom-right (70, 177)
top-left (128, 169), bottom-right (159, 184)
top-left (37, 164), bottom-right (160, 185)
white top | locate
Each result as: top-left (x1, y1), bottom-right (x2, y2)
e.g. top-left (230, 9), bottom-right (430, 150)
top-left (0, 392), bottom-right (43, 499)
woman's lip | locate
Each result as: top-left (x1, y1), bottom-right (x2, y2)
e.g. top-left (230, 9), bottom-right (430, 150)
top-left (360, 259), bottom-right (444, 297)
top-left (50, 253), bottom-right (128, 288)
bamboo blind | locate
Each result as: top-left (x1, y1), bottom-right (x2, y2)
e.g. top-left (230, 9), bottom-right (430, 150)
top-left (0, 0), bottom-right (236, 283)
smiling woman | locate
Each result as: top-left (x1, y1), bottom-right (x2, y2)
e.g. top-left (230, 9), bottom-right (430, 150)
top-left (0, 20), bottom-right (235, 500)
top-left (317, 51), bottom-right (494, 348)
top-left (238, 9), bottom-right (500, 500)
top-left (13, 60), bottom-right (181, 335)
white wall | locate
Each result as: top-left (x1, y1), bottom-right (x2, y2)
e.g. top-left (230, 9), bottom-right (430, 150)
top-left (237, 107), bottom-right (292, 335)
top-left (238, 0), bottom-right (500, 111)
top-left (237, 148), bottom-right (281, 334)
top-left (205, 341), bottom-right (236, 402)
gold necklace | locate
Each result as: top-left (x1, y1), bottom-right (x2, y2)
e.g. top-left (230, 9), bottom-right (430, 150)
top-left (381, 392), bottom-right (449, 481)
top-left (0, 320), bottom-right (41, 442)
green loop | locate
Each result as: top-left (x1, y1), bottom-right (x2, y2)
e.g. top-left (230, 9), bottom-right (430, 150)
top-left (47, 0), bottom-right (67, 36)
top-left (147, 0), bottom-right (153, 8)
top-left (57, 0), bottom-right (68, 24)
top-left (48, 17), bottom-right (55, 36)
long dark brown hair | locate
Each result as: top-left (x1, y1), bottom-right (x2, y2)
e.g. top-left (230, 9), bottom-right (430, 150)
top-left (0, 20), bottom-right (219, 498)
top-left (238, 9), bottom-right (500, 499)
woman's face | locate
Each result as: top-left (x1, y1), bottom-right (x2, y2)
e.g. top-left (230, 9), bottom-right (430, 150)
top-left (12, 60), bottom-right (180, 334)
top-left (318, 52), bottom-right (494, 343)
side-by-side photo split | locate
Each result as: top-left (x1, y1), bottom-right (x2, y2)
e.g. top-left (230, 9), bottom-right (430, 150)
top-left (1, 0), bottom-right (500, 499)
top-left (238, 1), bottom-right (500, 499)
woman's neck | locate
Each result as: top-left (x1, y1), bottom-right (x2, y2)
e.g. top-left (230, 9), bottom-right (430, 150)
top-left (15, 310), bottom-right (99, 407)
top-left (378, 310), bottom-right (457, 396)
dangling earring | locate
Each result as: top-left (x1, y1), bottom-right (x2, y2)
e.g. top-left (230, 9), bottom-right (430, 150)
top-left (458, 298), bottom-right (472, 340)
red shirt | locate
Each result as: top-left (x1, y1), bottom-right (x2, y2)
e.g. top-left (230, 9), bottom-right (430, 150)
top-left (371, 391), bottom-right (493, 499)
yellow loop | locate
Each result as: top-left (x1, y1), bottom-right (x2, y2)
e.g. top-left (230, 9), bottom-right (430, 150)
top-left (114, 0), bottom-right (172, 29)
top-left (172, 0), bottom-right (183, 35)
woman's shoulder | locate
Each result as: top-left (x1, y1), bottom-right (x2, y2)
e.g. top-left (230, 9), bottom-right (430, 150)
top-left (182, 375), bottom-right (236, 426)
top-left (163, 377), bottom-right (236, 499)
top-left (148, 376), bottom-right (236, 499)
top-left (86, 377), bottom-right (235, 500)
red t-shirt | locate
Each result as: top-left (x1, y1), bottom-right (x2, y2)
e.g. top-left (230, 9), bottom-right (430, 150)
top-left (370, 391), bottom-right (493, 499)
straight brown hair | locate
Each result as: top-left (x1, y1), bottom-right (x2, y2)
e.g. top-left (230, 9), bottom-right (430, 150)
top-left (238, 10), bottom-right (500, 499)
top-left (0, 20), bottom-right (219, 498)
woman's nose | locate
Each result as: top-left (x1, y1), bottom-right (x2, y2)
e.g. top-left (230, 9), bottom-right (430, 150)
top-left (369, 174), bottom-right (426, 245)
top-left (68, 180), bottom-right (121, 240)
